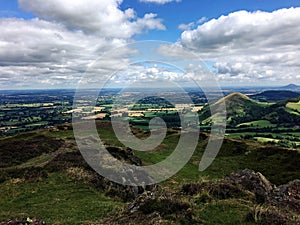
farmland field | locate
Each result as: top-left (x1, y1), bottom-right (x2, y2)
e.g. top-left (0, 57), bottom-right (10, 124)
top-left (287, 100), bottom-right (300, 112)
top-left (236, 120), bottom-right (276, 128)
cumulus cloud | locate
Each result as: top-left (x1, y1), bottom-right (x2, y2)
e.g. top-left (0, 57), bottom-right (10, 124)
top-left (140, 0), bottom-right (181, 4)
top-left (165, 7), bottom-right (300, 85)
top-left (103, 61), bottom-right (219, 90)
top-left (19, 0), bottom-right (165, 38)
top-left (180, 8), bottom-right (300, 52)
top-left (107, 63), bottom-right (183, 85)
top-left (0, 17), bottom-right (128, 88)
top-left (0, 0), bottom-right (165, 89)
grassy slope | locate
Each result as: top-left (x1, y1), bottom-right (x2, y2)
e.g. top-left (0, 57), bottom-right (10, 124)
top-left (200, 93), bottom-right (300, 128)
top-left (199, 92), bottom-right (268, 126)
top-left (286, 100), bottom-right (300, 116)
top-left (0, 126), bottom-right (125, 225)
top-left (0, 173), bottom-right (123, 225)
top-left (287, 100), bottom-right (300, 111)
top-left (236, 120), bottom-right (276, 128)
top-left (199, 93), bottom-right (300, 148)
top-left (0, 122), bottom-right (299, 224)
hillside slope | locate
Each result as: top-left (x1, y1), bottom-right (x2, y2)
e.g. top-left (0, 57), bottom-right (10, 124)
top-left (0, 122), bottom-right (299, 225)
top-left (199, 92), bottom-right (300, 127)
top-left (200, 92), bottom-right (267, 126)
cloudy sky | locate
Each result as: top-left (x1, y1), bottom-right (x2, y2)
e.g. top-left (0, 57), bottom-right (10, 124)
top-left (0, 0), bottom-right (300, 89)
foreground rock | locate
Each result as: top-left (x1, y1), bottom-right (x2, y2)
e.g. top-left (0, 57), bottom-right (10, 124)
top-left (269, 179), bottom-right (300, 212)
top-left (44, 144), bottom-right (156, 201)
top-left (182, 169), bottom-right (300, 225)
top-left (101, 190), bottom-right (197, 225)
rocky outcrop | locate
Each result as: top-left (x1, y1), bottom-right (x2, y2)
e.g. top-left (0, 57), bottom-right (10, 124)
top-left (269, 179), bottom-right (300, 213)
top-left (223, 169), bottom-right (275, 203)
top-left (182, 169), bottom-right (300, 225)
top-left (182, 169), bottom-right (274, 202)
top-left (45, 145), bottom-right (156, 201)
top-left (101, 190), bottom-right (196, 225)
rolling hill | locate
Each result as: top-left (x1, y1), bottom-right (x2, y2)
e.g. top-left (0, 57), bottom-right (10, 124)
top-left (278, 83), bottom-right (300, 91)
top-left (199, 92), bottom-right (267, 126)
top-left (199, 92), bottom-right (300, 127)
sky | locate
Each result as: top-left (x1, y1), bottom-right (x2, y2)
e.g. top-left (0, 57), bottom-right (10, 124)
top-left (0, 0), bottom-right (300, 89)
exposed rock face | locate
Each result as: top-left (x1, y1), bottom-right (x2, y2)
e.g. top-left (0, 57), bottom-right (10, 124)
top-left (182, 169), bottom-right (274, 202)
top-left (223, 170), bottom-right (300, 214)
top-left (182, 169), bottom-right (300, 225)
top-left (102, 190), bottom-right (196, 225)
top-left (269, 179), bottom-right (300, 213)
top-left (44, 145), bottom-right (156, 201)
top-left (224, 169), bottom-right (275, 203)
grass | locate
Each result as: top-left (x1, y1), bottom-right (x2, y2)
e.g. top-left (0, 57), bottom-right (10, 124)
top-left (0, 134), bottom-right (64, 168)
top-left (286, 100), bottom-right (300, 116)
top-left (132, 129), bottom-right (300, 185)
top-left (1, 121), bottom-right (300, 224)
top-left (44, 129), bottom-right (75, 139)
top-left (96, 121), bottom-right (300, 185)
top-left (286, 100), bottom-right (300, 112)
top-left (196, 199), bottom-right (254, 225)
top-left (0, 173), bottom-right (124, 225)
top-left (254, 137), bottom-right (279, 143)
top-left (285, 108), bottom-right (300, 116)
top-left (236, 120), bottom-right (276, 128)
top-left (226, 131), bottom-right (300, 149)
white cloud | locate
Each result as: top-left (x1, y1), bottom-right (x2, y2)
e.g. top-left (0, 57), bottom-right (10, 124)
top-left (178, 17), bottom-right (207, 31)
top-left (0, 17), bottom-right (126, 88)
top-left (180, 8), bottom-right (300, 52)
top-left (140, 0), bottom-right (181, 4)
top-left (178, 22), bottom-right (194, 30)
top-left (197, 17), bottom-right (207, 24)
top-left (19, 0), bottom-right (165, 38)
top-left (0, 0), bottom-right (166, 89)
top-left (163, 7), bottom-right (300, 85)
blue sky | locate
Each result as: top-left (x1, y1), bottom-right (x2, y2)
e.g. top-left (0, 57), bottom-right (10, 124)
top-left (0, 0), bottom-right (300, 89)
top-left (121, 0), bottom-right (300, 41)
top-left (2, 0), bottom-right (299, 41)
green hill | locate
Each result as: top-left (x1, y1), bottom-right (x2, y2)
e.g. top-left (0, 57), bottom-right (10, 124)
top-left (199, 92), bottom-right (300, 128)
top-left (200, 92), bottom-right (267, 126)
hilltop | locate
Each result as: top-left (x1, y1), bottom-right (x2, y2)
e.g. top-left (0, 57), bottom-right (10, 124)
top-left (215, 92), bottom-right (263, 116)
top-left (199, 92), bottom-right (266, 126)
top-left (199, 92), bottom-right (300, 128)
top-left (278, 84), bottom-right (300, 91)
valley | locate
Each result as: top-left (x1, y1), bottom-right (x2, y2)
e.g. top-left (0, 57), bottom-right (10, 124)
top-left (2, 87), bottom-right (299, 149)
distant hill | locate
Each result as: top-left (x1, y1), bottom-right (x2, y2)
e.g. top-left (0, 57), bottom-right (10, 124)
top-left (214, 92), bottom-right (262, 115)
top-left (199, 92), bottom-right (300, 127)
top-left (199, 92), bottom-right (266, 126)
top-left (250, 90), bottom-right (300, 102)
top-left (277, 84), bottom-right (300, 91)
